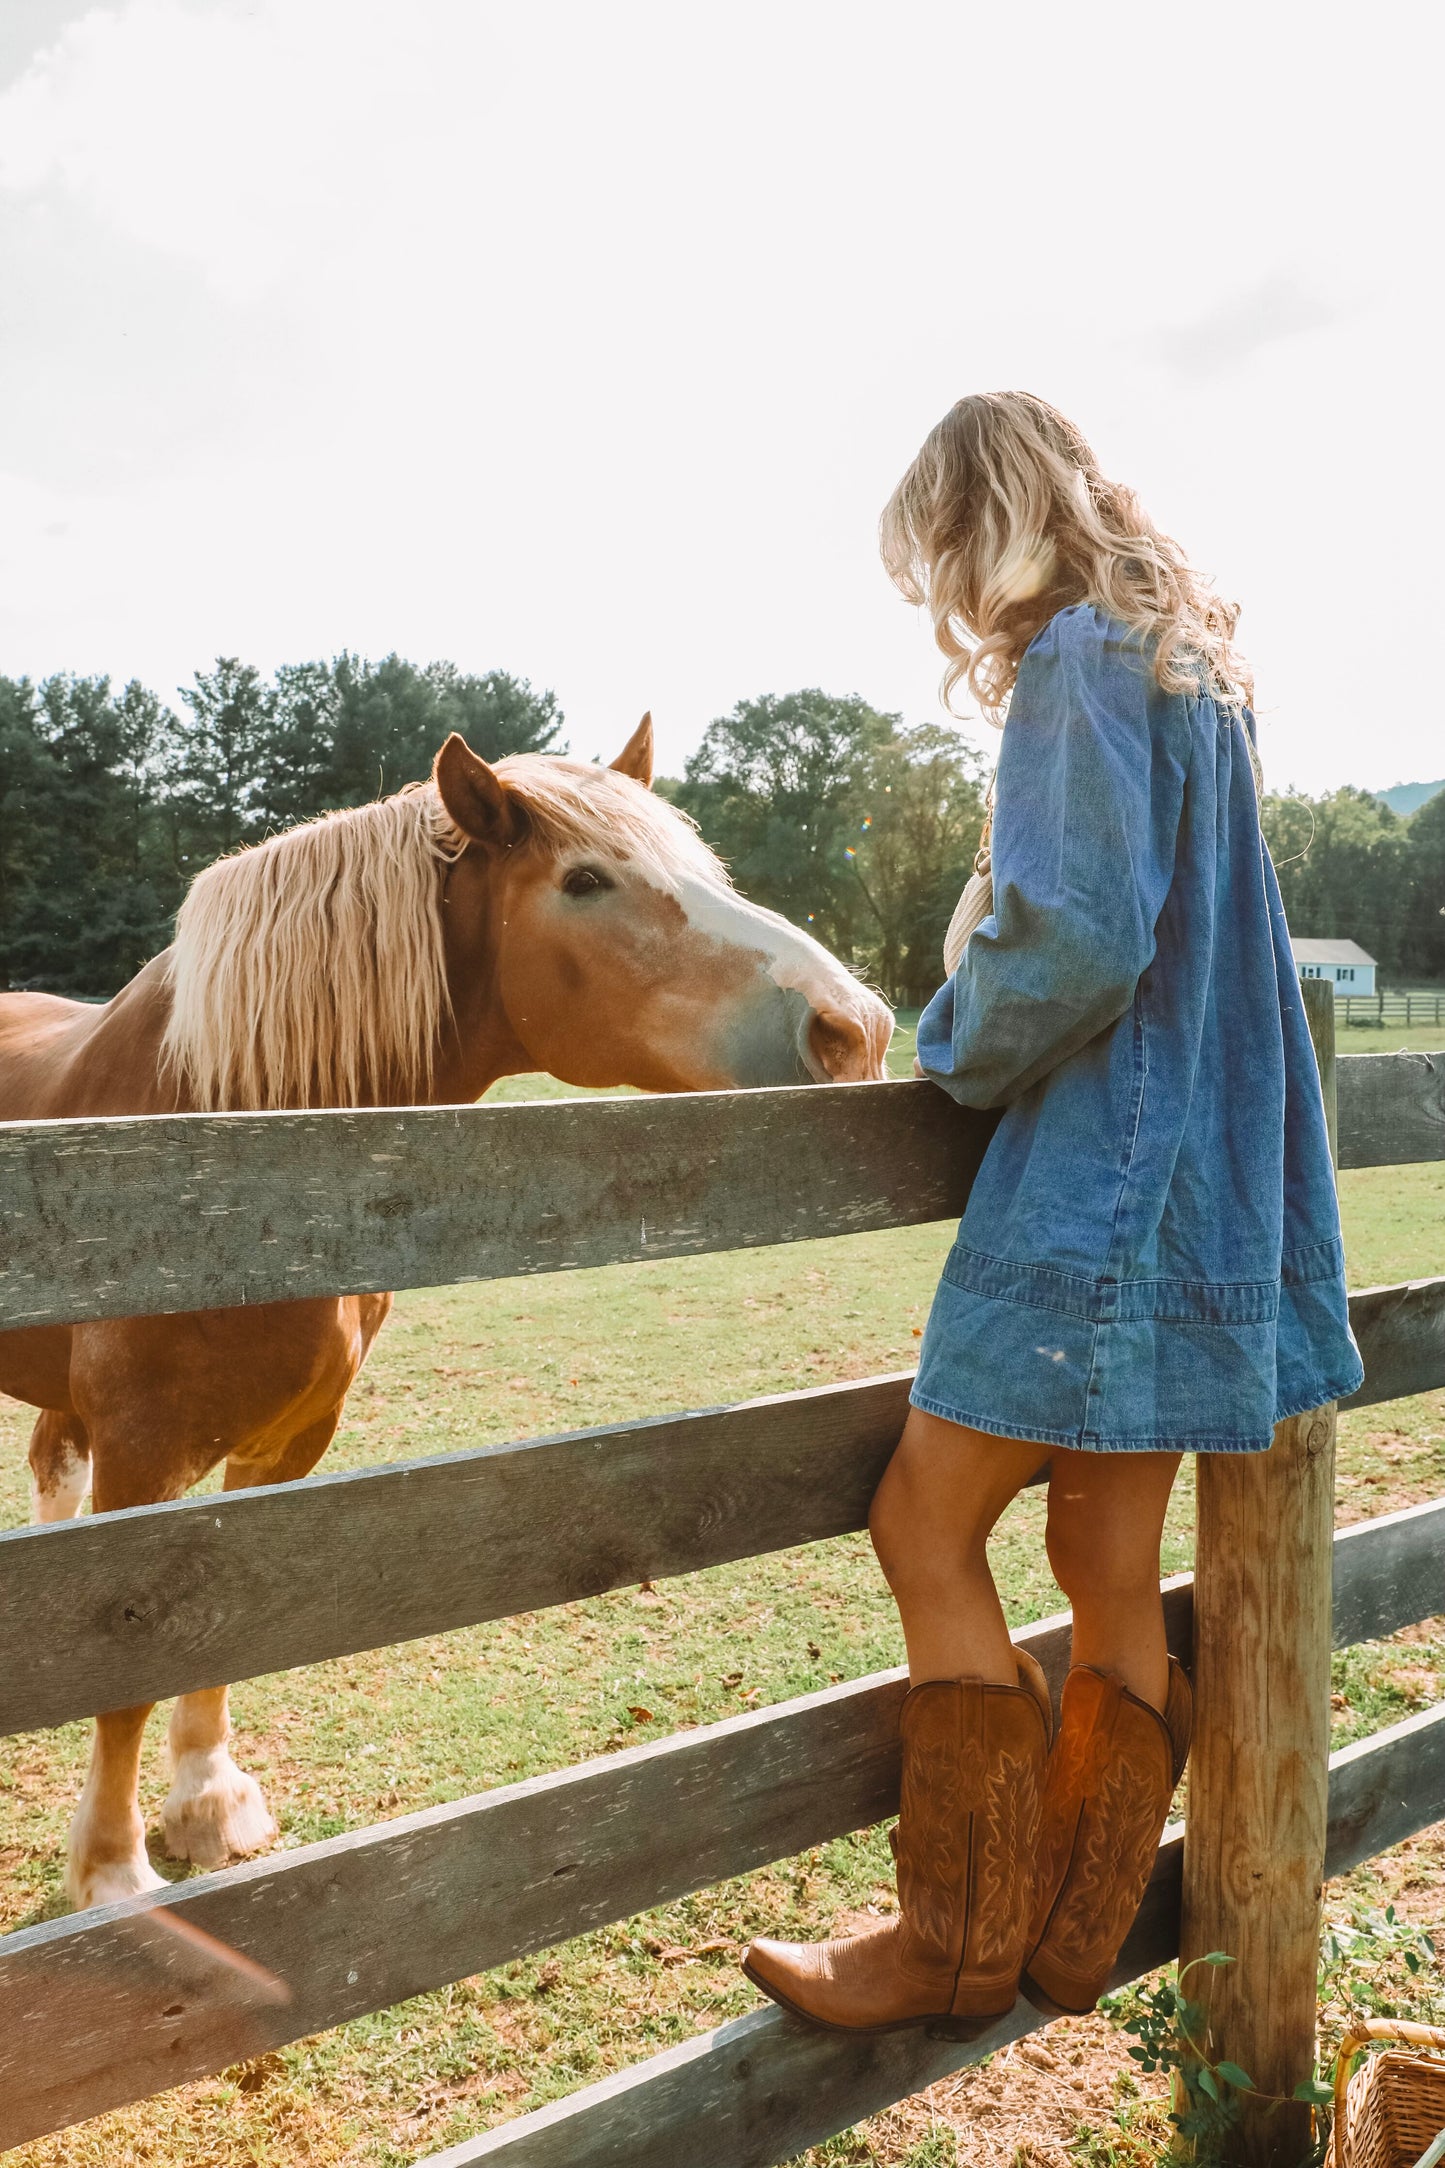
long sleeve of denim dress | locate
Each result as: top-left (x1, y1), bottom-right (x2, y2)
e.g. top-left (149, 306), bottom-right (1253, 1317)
top-left (911, 604), bottom-right (1363, 1452)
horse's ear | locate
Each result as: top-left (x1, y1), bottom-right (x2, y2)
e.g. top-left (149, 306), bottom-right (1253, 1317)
top-left (609, 711), bottom-right (654, 788)
top-left (433, 734), bottom-right (528, 846)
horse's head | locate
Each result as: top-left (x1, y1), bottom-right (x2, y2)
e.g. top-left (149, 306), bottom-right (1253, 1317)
top-left (433, 718), bottom-right (892, 1092)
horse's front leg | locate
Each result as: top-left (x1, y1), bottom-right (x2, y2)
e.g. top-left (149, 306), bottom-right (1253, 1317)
top-left (162, 1409), bottom-right (344, 1870)
top-left (67, 1701), bottom-right (165, 1908)
top-left (28, 1409), bottom-right (92, 1522)
top-left (163, 1684), bottom-right (277, 1869)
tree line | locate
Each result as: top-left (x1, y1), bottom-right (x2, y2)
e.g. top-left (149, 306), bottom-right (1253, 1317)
top-left (1, 657), bottom-right (1441, 1005)
top-left (671, 705), bottom-right (1445, 1001)
top-left (0, 657), bottom-right (563, 998)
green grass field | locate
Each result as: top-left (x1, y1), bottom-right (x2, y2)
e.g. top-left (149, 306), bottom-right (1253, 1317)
top-left (1, 1021), bottom-right (1442, 2167)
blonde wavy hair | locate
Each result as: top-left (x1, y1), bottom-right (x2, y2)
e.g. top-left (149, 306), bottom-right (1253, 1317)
top-left (880, 391), bottom-right (1252, 722)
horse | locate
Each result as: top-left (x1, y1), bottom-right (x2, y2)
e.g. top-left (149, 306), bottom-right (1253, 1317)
top-left (0, 716), bottom-right (892, 1910)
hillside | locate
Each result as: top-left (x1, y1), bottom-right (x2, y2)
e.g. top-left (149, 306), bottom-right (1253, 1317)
top-left (1377, 778), bottom-right (1445, 816)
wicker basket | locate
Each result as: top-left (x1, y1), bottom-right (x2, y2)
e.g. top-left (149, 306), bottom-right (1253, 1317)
top-left (1328, 2019), bottom-right (1445, 2168)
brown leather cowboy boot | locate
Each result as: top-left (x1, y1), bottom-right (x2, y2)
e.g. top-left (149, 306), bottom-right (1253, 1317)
top-left (1021, 1659), bottom-right (1192, 2017)
top-left (742, 1651), bottom-right (1052, 2036)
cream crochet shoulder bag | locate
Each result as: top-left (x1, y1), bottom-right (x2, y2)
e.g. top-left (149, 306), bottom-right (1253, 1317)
top-left (943, 788), bottom-right (995, 978)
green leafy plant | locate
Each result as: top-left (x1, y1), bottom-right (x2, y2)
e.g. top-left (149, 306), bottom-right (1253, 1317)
top-left (1319, 1905), bottom-right (1441, 2028)
top-left (1103, 1910), bottom-right (1442, 2166)
top-left (1107, 1953), bottom-right (1253, 2163)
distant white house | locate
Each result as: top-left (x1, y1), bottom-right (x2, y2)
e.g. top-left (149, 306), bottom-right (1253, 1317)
top-left (1290, 938), bottom-right (1377, 995)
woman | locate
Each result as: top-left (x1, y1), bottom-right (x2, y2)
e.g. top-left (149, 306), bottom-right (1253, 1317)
top-left (742, 392), bottom-right (1363, 2036)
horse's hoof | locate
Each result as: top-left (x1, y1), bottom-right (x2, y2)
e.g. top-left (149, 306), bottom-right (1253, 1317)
top-left (163, 1751), bottom-right (277, 1868)
top-left (66, 1853), bottom-right (166, 1911)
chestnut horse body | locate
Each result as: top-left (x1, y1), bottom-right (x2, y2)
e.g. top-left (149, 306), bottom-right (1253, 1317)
top-left (0, 720), bottom-right (891, 1907)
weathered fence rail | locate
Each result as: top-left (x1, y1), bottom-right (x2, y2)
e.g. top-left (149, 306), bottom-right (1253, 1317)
top-left (422, 1702), bottom-right (1445, 2168)
top-left (0, 1085), bottom-right (993, 1327)
top-left (0, 1024), bottom-right (1442, 2160)
top-left (1339, 992), bottom-right (1445, 1030)
top-left (3, 1504), bottom-right (1442, 2150)
top-left (1, 1054), bottom-right (1439, 1330)
top-left (2, 1276), bottom-right (1442, 1736)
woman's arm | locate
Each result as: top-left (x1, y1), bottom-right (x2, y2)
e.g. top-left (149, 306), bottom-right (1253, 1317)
top-left (916, 611), bottom-right (1191, 1109)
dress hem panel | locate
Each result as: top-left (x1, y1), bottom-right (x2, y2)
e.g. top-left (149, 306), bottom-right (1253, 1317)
top-left (905, 1374), bottom-right (1365, 1456)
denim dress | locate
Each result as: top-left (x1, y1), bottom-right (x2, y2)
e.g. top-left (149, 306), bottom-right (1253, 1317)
top-left (913, 603), bottom-right (1364, 1452)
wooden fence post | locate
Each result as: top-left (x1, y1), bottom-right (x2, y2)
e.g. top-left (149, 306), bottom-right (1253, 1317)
top-left (1180, 977), bottom-right (1338, 2164)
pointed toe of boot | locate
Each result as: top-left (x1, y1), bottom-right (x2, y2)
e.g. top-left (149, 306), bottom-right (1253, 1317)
top-left (741, 1920), bottom-right (951, 2034)
top-left (743, 1931), bottom-right (845, 2029)
top-left (741, 1935), bottom-right (812, 2011)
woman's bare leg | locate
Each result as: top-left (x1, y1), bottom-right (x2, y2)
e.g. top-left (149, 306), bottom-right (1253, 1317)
top-left (868, 1406), bottom-right (1051, 1684)
top-left (1043, 1447), bottom-right (1182, 1709)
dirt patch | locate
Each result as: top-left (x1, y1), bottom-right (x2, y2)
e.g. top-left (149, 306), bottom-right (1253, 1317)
top-left (839, 1819), bottom-right (1445, 2167)
top-left (869, 2009), bottom-right (1151, 2168)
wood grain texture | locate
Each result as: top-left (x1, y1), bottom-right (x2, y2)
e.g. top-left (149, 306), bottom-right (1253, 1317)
top-left (3, 1516), bottom-right (1440, 2152)
top-left (5, 1311), bottom-right (1439, 1739)
top-left (1182, 1406), bottom-right (1338, 2164)
top-left (420, 1851), bottom-right (1187, 2168)
top-left (1341, 1276), bottom-right (1445, 1410)
top-left (1322, 1701), bottom-right (1445, 1878)
top-left (1336, 1048), bottom-right (1445, 1170)
top-left (416, 1711), bottom-right (1445, 2168)
top-left (1330, 1498), bottom-right (1445, 1648)
top-left (0, 1083), bottom-right (995, 1328)
top-left (5, 1338), bottom-right (1442, 1737)
top-left (1, 1042), bottom-right (1439, 1331)
top-left (0, 1374), bottom-right (915, 1735)
top-left (422, 1993), bottom-right (1066, 2168)
top-left (0, 1602), bottom-right (1130, 2150)
top-left (1181, 980), bottom-right (1337, 2166)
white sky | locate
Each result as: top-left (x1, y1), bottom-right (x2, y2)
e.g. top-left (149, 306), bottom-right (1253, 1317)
top-left (1, 0), bottom-right (1439, 792)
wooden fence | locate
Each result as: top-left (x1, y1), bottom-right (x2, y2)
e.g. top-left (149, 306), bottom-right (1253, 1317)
top-left (0, 1013), bottom-right (1441, 2162)
top-left (1338, 991), bottom-right (1445, 1029)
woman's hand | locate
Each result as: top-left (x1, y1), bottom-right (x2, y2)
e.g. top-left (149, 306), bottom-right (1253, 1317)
top-left (913, 1052), bottom-right (926, 1078)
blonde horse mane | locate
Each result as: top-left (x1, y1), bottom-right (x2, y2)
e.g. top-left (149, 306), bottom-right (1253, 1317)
top-left (162, 755), bottom-right (726, 1111)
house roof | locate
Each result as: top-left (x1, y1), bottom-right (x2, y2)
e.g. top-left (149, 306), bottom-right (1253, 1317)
top-left (1290, 938), bottom-right (1377, 967)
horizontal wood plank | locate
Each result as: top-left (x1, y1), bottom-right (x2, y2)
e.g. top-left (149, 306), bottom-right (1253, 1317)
top-left (1337, 1049), bottom-right (1445, 1170)
top-left (416, 1839), bottom-right (1190, 2168)
top-left (3, 1510), bottom-right (1441, 2151)
top-left (0, 1084), bottom-right (994, 1328)
top-left (1330, 1498), bottom-right (1445, 1646)
top-left (6, 1298), bottom-right (1443, 1737)
top-left (422, 1706), bottom-right (1445, 2168)
top-left (1323, 1701), bottom-right (1445, 1879)
top-left (1341, 1276), bottom-right (1445, 1410)
top-left (425, 1995), bottom-right (1064, 2168)
top-left (0, 1049), bottom-right (1438, 1331)
top-left (6, 1293), bottom-right (1444, 1737)
top-left (0, 1375), bottom-right (915, 1736)
top-left (0, 1603), bottom-right (1160, 2150)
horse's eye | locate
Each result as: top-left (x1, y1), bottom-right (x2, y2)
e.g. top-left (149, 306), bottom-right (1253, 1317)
top-left (561, 865), bottom-right (611, 898)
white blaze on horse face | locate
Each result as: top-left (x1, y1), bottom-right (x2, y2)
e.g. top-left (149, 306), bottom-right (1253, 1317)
top-left (670, 871), bottom-right (891, 1084)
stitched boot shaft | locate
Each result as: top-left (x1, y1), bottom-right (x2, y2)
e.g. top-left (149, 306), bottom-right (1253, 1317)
top-left (741, 1653), bottom-right (1051, 2036)
top-left (1022, 1659), bottom-right (1192, 2017)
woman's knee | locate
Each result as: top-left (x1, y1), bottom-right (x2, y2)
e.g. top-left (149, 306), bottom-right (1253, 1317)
top-left (868, 1414), bottom-right (1037, 1591)
top-left (868, 1453), bottom-right (941, 1589)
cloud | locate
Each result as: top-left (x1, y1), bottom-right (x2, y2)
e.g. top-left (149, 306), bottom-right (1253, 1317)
top-left (1153, 276), bottom-right (1354, 378)
top-left (0, 0), bottom-right (505, 303)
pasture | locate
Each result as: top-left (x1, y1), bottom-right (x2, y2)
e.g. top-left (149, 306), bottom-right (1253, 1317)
top-left (1, 1018), bottom-right (1442, 2168)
